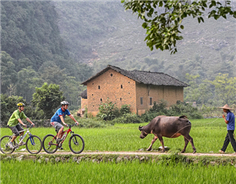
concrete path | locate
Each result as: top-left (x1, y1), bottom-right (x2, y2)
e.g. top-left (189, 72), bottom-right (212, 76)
top-left (3, 151), bottom-right (236, 157)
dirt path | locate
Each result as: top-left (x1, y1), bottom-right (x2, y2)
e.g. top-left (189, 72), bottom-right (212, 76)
top-left (4, 151), bottom-right (236, 157)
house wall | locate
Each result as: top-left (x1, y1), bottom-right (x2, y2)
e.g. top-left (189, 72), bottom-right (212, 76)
top-left (136, 83), bottom-right (184, 115)
top-left (86, 69), bottom-right (137, 116)
top-left (81, 98), bottom-right (87, 110)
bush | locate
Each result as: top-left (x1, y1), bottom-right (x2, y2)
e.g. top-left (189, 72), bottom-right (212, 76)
top-left (120, 104), bottom-right (131, 115)
top-left (66, 117), bottom-right (114, 128)
top-left (97, 99), bottom-right (120, 120)
top-left (112, 113), bottom-right (141, 124)
top-left (168, 101), bottom-right (203, 119)
top-left (140, 100), bottom-right (203, 122)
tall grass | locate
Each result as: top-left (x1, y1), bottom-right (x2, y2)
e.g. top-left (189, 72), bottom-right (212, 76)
top-left (0, 118), bottom-right (235, 153)
top-left (1, 160), bottom-right (236, 184)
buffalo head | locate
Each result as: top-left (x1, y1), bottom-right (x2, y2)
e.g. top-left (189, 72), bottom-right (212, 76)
top-left (139, 126), bottom-right (148, 139)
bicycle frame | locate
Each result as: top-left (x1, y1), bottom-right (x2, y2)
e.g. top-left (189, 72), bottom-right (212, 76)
top-left (52, 125), bottom-right (75, 147)
top-left (14, 126), bottom-right (35, 148)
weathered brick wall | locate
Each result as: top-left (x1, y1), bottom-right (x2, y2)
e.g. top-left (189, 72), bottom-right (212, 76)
top-left (86, 69), bottom-right (137, 116)
top-left (81, 98), bottom-right (87, 110)
top-left (136, 83), bottom-right (184, 115)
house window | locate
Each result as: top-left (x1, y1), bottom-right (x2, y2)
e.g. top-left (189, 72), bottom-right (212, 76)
top-left (92, 94), bottom-right (93, 96)
top-left (140, 97), bottom-right (143, 105)
top-left (120, 98), bottom-right (122, 101)
top-left (110, 73), bottom-right (113, 77)
top-left (98, 86), bottom-right (100, 89)
top-left (121, 85), bottom-right (123, 89)
top-left (100, 98), bottom-right (102, 102)
top-left (150, 97), bottom-right (153, 105)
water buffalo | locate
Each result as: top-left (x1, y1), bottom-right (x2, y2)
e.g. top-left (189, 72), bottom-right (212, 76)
top-left (139, 115), bottom-right (196, 153)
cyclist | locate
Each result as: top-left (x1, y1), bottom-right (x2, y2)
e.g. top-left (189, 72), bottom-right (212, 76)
top-left (50, 101), bottom-right (79, 143)
top-left (7, 102), bottom-right (35, 149)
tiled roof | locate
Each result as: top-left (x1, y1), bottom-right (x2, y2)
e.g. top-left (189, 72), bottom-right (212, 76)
top-left (81, 65), bottom-right (188, 87)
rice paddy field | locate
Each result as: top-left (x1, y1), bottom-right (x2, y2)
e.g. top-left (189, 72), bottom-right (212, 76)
top-left (0, 118), bottom-right (235, 153)
top-left (1, 159), bottom-right (236, 184)
top-left (1, 118), bottom-right (236, 184)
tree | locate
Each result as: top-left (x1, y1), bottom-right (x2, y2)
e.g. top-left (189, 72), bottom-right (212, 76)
top-left (32, 83), bottom-right (65, 119)
top-left (0, 51), bottom-right (17, 95)
top-left (16, 67), bottom-right (43, 102)
top-left (122, 0), bottom-right (236, 53)
top-left (210, 73), bottom-right (236, 105)
top-left (0, 94), bottom-right (26, 126)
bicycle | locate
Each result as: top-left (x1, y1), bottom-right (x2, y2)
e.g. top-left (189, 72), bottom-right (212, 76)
top-left (0, 125), bottom-right (42, 154)
top-left (42, 124), bottom-right (85, 154)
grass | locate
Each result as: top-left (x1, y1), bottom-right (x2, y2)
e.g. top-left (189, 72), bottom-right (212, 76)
top-left (0, 118), bottom-right (235, 154)
top-left (1, 159), bottom-right (236, 184)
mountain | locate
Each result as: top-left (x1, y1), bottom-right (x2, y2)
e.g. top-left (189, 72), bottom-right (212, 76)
top-left (54, 1), bottom-right (236, 81)
top-left (1, 0), bottom-right (235, 107)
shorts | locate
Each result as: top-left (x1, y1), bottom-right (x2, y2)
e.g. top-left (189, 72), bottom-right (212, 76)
top-left (50, 122), bottom-right (63, 133)
top-left (8, 124), bottom-right (24, 136)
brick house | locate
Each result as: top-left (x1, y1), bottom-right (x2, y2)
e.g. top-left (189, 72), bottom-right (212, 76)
top-left (79, 65), bottom-right (188, 117)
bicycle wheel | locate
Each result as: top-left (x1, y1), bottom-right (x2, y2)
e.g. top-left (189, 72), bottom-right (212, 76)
top-left (69, 134), bottom-right (85, 154)
top-left (26, 135), bottom-right (42, 154)
top-left (42, 134), bottom-right (58, 154)
top-left (0, 136), bottom-right (16, 154)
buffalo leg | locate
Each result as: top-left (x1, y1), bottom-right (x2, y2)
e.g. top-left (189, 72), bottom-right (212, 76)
top-left (181, 137), bottom-right (189, 153)
top-left (184, 134), bottom-right (196, 153)
top-left (147, 136), bottom-right (158, 151)
top-left (158, 136), bottom-right (165, 152)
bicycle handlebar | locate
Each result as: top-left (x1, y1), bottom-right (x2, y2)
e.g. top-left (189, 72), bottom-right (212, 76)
top-left (68, 123), bottom-right (78, 129)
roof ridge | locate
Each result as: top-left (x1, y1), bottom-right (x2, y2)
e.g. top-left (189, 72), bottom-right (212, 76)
top-left (81, 65), bottom-right (188, 87)
top-left (131, 69), bottom-right (164, 74)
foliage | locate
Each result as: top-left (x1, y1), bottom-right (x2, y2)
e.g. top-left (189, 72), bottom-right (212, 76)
top-left (0, 52), bottom-right (17, 95)
top-left (32, 83), bottom-right (65, 119)
top-left (122, 0), bottom-right (236, 53)
top-left (0, 94), bottom-right (44, 127)
top-left (209, 73), bottom-right (236, 105)
top-left (97, 99), bottom-right (120, 121)
top-left (112, 113), bottom-right (141, 124)
top-left (140, 100), bottom-right (203, 122)
top-left (119, 104), bottom-right (131, 115)
top-left (148, 100), bottom-right (168, 114)
top-left (0, 94), bottom-right (26, 126)
top-left (185, 73), bottom-right (236, 106)
top-left (168, 101), bottom-right (203, 119)
top-left (1, 1), bottom-right (93, 107)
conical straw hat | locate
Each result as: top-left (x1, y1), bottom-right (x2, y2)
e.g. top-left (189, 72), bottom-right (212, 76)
top-left (219, 104), bottom-right (233, 110)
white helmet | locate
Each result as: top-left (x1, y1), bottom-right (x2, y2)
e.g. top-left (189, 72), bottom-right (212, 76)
top-left (61, 101), bottom-right (69, 105)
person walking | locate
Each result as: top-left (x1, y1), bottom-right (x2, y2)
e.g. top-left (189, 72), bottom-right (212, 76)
top-left (219, 104), bottom-right (236, 154)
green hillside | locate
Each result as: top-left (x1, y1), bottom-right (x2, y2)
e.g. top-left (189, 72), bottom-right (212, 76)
top-left (54, 1), bottom-right (236, 80)
top-left (1, 1), bottom-right (236, 109)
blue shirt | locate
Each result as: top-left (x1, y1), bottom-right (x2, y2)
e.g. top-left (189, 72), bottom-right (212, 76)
top-left (51, 108), bottom-right (71, 123)
top-left (226, 111), bottom-right (235, 130)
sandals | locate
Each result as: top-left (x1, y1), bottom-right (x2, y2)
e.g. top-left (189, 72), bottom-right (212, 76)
top-left (219, 150), bottom-right (225, 154)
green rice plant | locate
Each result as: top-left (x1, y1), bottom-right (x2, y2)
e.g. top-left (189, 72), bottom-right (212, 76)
top-left (1, 160), bottom-right (236, 184)
top-left (0, 118), bottom-right (235, 153)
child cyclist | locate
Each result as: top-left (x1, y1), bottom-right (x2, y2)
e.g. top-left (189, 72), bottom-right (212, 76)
top-left (50, 101), bottom-right (79, 143)
top-left (7, 102), bottom-right (35, 149)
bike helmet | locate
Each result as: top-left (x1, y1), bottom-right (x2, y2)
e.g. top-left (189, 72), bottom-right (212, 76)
top-left (61, 101), bottom-right (69, 105)
top-left (17, 102), bottom-right (25, 107)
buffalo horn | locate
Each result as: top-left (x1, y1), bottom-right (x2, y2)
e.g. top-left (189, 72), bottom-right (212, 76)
top-left (139, 126), bottom-right (143, 131)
